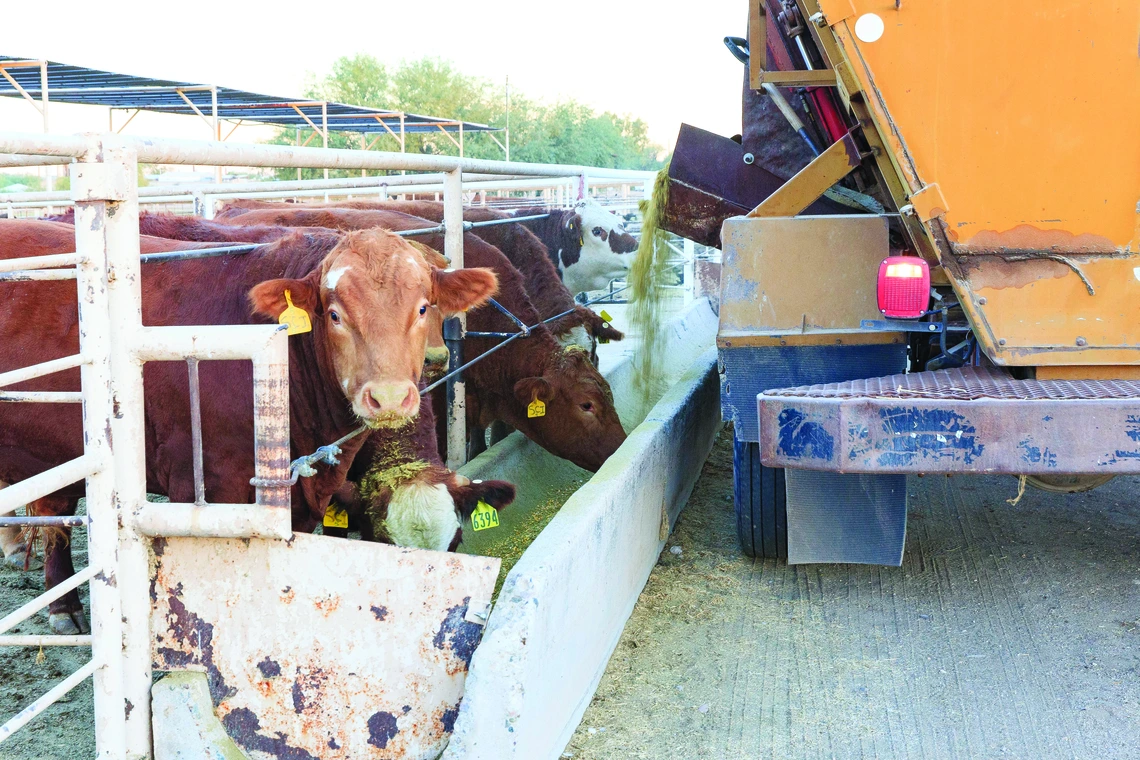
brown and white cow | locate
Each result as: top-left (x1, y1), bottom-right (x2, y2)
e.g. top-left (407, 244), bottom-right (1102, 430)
top-left (0, 219), bottom-right (497, 632)
top-left (215, 206), bottom-right (629, 471)
top-left (512, 198), bottom-right (639, 295)
top-left (331, 395), bottom-right (516, 552)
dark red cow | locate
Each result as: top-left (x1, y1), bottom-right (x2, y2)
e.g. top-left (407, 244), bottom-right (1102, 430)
top-left (0, 219), bottom-right (498, 632)
top-left (215, 206), bottom-right (628, 471)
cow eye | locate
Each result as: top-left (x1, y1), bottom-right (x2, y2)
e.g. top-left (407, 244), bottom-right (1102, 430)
top-left (329, 310), bottom-right (341, 324)
top-left (593, 227), bottom-right (604, 237)
top-left (580, 402), bottom-right (594, 413)
top-left (419, 304), bottom-right (428, 316)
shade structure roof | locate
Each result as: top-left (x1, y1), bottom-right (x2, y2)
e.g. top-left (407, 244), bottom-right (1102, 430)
top-left (0, 55), bottom-right (499, 135)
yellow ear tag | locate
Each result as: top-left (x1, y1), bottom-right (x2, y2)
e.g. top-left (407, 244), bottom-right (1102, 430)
top-left (471, 500), bottom-right (500, 532)
top-left (323, 505), bottom-right (348, 529)
top-left (279, 289), bottom-right (311, 336)
top-left (599, 310), bottom-right (613, 324)
top-left (527, 397), bottom-right (546, 418)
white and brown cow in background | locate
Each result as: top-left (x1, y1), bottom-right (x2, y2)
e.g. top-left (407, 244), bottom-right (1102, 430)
top-left (514, 198), bottom-right (639, 295)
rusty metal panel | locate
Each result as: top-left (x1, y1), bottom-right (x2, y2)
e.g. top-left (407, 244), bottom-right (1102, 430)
top-left (758, 367), bottom-right (1140, 474)
top-left (151, 533), bottom-right (499, 760)
top-left (719, 215), bottom-right (891, 340)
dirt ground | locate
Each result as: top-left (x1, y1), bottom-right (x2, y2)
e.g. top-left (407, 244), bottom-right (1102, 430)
top-left (0, 501), bottom-right (95, 760)
top-left (566, 428), bottom-right (1140, 760)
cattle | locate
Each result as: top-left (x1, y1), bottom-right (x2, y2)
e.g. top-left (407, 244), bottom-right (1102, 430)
top-left (511, 198), bottom-right (639, 295)
top-left (92, 214), bottom-right (495, 551)
top-left (0, 219), bottom-right (498, 632)
top-left (216, 206), bottom-right (628, 471)
top-left (0, 482), bottom-right (39, 570)
top-left (217, 198), bottom-right (622, 359)
top-left (47, 208), bottom-right (293, 243)
top-left (331, 395), bottom-right (516, 551)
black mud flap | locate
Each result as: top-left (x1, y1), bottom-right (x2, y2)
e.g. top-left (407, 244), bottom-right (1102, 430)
top-left (785, 470), bottom-right (907, 566)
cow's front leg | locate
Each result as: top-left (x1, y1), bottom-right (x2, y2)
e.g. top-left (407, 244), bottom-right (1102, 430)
top-left (32, 496), bottom-right (89, 634)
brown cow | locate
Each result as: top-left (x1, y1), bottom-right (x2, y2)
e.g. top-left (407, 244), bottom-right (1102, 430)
top-left (218, 199), bottom-right (624, 358)
top-left (0, 219), bottom-right (498, 632)
top-left (216, 206), bottom-right (628, 471)
top-left (88, 214), bottom-right (497, 551)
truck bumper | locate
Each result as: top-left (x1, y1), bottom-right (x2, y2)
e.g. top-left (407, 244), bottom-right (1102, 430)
top-left (759, 366), bottom-right (1140, 474)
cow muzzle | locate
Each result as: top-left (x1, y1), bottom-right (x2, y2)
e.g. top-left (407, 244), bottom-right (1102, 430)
top-left (358, 381), bottom-right (419, 427)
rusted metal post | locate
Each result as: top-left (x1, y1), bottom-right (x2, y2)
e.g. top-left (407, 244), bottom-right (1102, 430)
top-left (69, 139), bottom-right (134, 757)
top-left (443, 168), bottom-right (466, 469)
top-left (77, 140), bottom-right (154, 758)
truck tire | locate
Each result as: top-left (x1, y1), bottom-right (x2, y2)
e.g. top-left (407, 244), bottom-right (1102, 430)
top-left (733, 437), bottom-right (787, 559)
top-left (1025, 474), bottom-right (1115, 494)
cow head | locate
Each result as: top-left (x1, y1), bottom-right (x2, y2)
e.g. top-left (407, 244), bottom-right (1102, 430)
top-left (558, 199), bottom-right (640, 295)
top-left (250, 229), bottom-right (497, 428)
top-left (511, 348), bottom-right (626, 471)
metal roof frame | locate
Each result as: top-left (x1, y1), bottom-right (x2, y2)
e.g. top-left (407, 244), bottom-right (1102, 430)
top-left (0, 56), bottom-right (502, 154)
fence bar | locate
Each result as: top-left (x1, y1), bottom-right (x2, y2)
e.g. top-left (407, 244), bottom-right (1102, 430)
top-left (0, 252), bottom-right (85, 274)
top-left (443, 168), bottom-right (466, 470)
top-left (0, 153), bottom-right (72, 168)
top-left (250, 330), bottom-right (292, 515)
top-left (0, 635), bottom-right (92, 647)
top-left (0, 657), bottom-right (101, 741)
top-left (139, 244), bottom-right (261, 264)
top-left (0, 130), bottom-right (658, 181)
top-left (0, 269), bottom-right (78, 282)
top-left (0, 391), bottom-right (84, 403)
top-left (0, 455), bottom-right (96, 516)
top-left (0, 565), bottom-right (99, 635)
top-left (0, 354), bottom-right (86, 390)
top-left (133, 503), bottom-right (292, 539)
top-left (0, 516), bottom-right (86, 528)
top-left (187, 359), bottom-right (206, 506)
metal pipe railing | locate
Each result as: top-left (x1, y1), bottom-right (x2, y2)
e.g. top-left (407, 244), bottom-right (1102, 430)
top-left (0, 354), bottom-right (87, 389)
top-left (0, 130), bottom-right (657, 180)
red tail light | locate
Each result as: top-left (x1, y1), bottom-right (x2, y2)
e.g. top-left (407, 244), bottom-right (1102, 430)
top-left (877, 256), bottom-right (930, 318)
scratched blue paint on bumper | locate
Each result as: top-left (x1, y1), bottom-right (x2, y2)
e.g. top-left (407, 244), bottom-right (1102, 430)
top-left (758, 368), bottom-right (1140, 474)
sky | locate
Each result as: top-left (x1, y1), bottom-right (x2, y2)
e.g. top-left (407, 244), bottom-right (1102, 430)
top-left (0, 0), bottom-right (745, 159)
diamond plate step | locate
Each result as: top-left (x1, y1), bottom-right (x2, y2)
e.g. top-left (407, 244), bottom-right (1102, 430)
top-left (758, 367), bottom-right (1140, 474)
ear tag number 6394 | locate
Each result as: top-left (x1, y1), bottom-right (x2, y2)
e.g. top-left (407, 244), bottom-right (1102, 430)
top-left (471, 500), bottom-right (500, 531)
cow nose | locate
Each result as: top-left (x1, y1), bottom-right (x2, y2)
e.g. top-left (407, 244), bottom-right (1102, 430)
top-left (361, 381), bottom-right (419, 417)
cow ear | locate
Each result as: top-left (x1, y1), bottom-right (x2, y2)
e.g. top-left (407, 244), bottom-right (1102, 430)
top-left (407, 239), bottom-right (449, 268)
top-left (249, 275), bottom-right (320, 319)
top-left (563, 212), bottom-right (581, 232)
top-left (432, 267), bottom-right (498, 315)
top-left (514, 376), bottom-right (554, 405)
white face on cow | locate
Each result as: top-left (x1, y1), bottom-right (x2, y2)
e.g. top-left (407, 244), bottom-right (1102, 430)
top-left (562, 199), bottom-right (640, 295)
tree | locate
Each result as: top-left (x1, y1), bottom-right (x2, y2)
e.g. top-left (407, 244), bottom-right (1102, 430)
top-left (268, 55), bottom-right (663, 178)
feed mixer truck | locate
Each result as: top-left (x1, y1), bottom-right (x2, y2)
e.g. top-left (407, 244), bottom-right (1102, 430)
top-left (661, 0), bottom-right (1140, 564)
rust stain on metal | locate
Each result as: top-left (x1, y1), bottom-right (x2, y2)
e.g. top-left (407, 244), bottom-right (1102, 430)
top-left (151, 533), bottom-right (499, 759)
top-left (959, 255), bottom-right (1071, 290)
top-left (950, 223), bottom-right (1121, 256)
